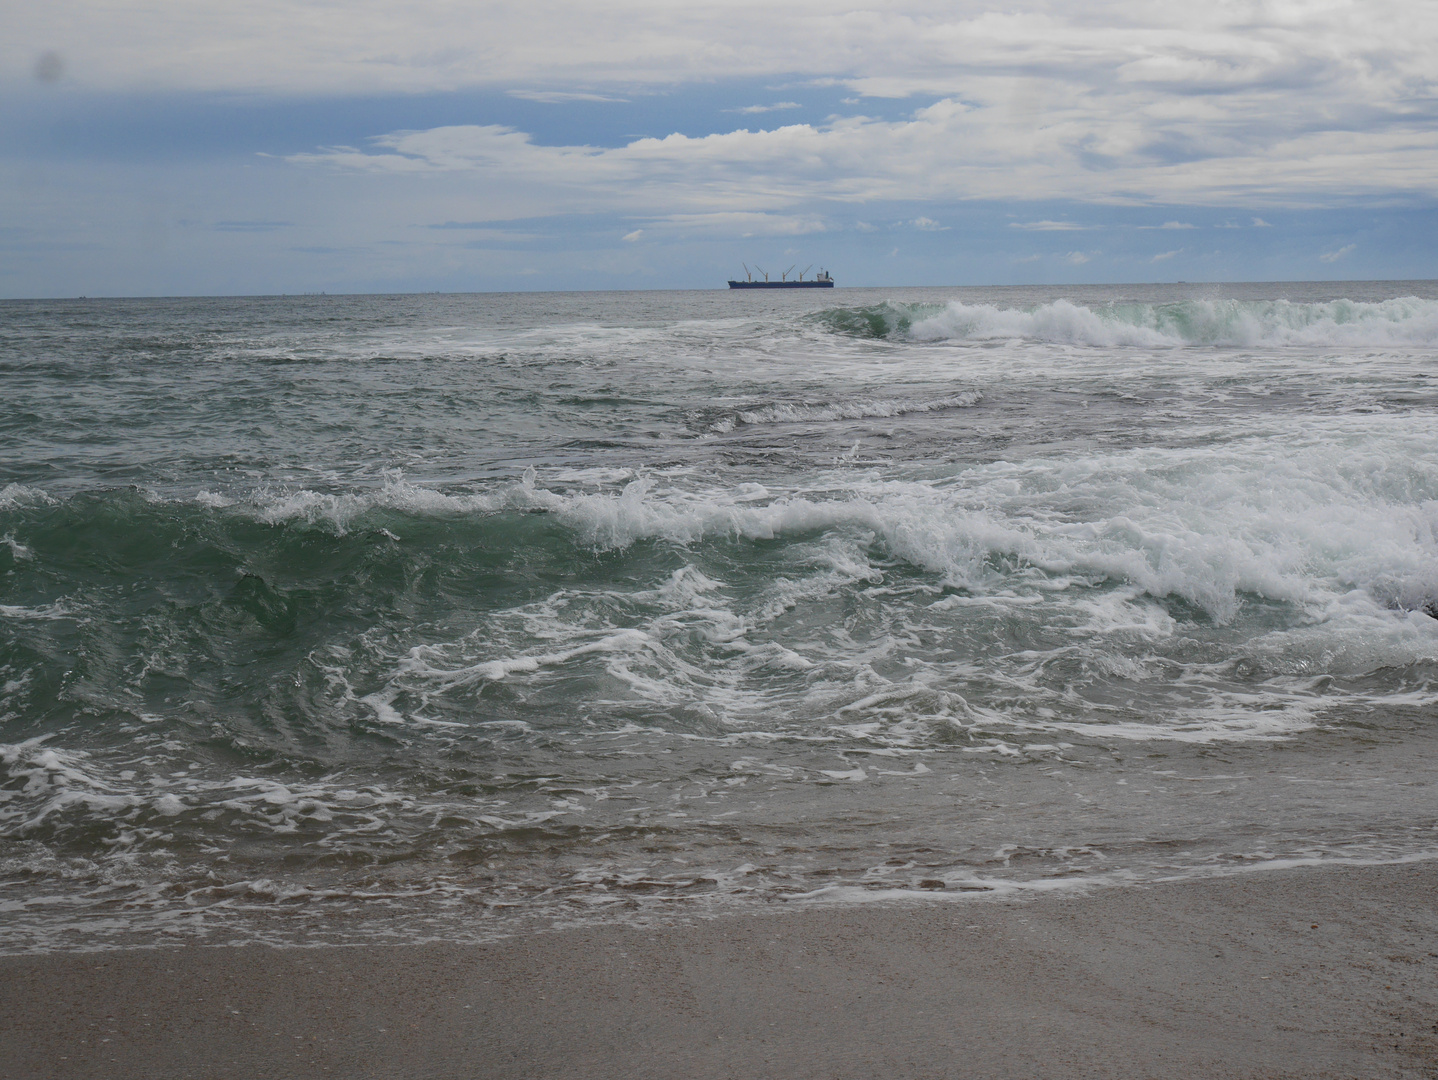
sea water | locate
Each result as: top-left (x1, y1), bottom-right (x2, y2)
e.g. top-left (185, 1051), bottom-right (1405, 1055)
top-left (3, 281), bottom-right (1437, 950)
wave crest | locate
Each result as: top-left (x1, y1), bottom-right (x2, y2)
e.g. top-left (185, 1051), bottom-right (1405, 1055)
top-left (817, 296), bottom-right (1438, 348)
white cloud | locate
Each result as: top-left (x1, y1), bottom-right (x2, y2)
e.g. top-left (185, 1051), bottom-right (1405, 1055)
top-left (1136, 221), bottom-right (1195, 230)
top-left (1320, 243), bottom-right (1356, 263)
top-left (622, 229), bottom-right (644, 242)
top-left (1009, 220), bottom-right (1089, 231)
top-left (1150, 248), bottom-right (1181, 262)
top-left (644, 212), bottom-right (829, 236)
top-left (13, 4), bottom-right (1438, 144)
top-left (1065, 251), bottom-right (1091, 265)
top-left (21, 0), bottom-right (1438, 225)
top-left (1252, 217), bottom-right (1273, 227)
top-left (911, 216), bottom-right (947, 231)
top-left (730, 102), bottom-right (802, 114)
top-left (507, 90), bottom-right (629, 103)
top-left (288, 98), bottom-right (1438, 224)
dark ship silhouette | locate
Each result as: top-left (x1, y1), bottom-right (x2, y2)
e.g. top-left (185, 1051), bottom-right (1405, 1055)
top-left (728, 264), bottom-right (834, 289)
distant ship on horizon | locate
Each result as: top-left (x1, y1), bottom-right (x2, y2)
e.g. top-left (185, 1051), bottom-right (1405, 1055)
top-left (728, 263), bottom-right (834, 289)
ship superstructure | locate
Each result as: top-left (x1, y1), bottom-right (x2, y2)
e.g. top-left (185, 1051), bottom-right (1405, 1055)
top-left (728, 264), bottom-right (834, 289)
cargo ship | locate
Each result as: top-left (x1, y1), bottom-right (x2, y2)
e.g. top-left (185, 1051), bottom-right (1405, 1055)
top-left (729, 264), bottom-right (834, 289)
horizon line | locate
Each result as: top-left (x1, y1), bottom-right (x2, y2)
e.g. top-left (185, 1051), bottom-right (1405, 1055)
top-left (4, 276), bottom-right (1437, 303)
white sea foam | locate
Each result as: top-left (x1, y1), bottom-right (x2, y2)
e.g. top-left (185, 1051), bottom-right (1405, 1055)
top-left (525, 423), bottom-right (1438, 629)
top-left (207, 408), bottom-right (1438, 754)
top-left (0, 603), bottom-right (76, 621)
top-left (250, 478), bottom-right (502, 533)
top-left (904, 296), bottom-right (1438, 347)
top-left (0, 484), bottom-right (56, 509)
top-left (0, 739), bottom-right (142, 834)
top-left (710, 391), bottom-right (982, 433)
top-left (396, 627), bottom-right (653, 688)
top-left (11, 288), bottom-right (1438, 953)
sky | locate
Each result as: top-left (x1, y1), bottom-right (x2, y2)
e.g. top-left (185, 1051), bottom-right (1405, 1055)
top-left (4, 0), bottom-right (1438, 296)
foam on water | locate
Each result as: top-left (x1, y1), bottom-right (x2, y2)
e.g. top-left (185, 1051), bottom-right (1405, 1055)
top-left (158, 414), bottom-right (1438, 638)
top-left (5, 284), bottom-right (1438, 950)
top-left (820, 296), bottom-right (1438, 348)
top-left (708, 391), bottom-right (983, 433)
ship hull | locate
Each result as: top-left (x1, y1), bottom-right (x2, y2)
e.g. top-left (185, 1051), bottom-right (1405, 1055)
top-left (728, 280), bottom-right (834, 289)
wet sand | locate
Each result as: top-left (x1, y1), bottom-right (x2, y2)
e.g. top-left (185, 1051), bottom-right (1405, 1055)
top-left (3, 861), bottom-right (1436, 1080)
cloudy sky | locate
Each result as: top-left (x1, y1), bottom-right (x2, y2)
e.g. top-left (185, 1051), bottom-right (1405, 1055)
top-left (5, 0), bottom-right (1437, 296)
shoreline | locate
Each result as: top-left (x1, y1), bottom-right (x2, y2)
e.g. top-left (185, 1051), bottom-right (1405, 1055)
top-left (3, 861), bottom-right (1436, 1079)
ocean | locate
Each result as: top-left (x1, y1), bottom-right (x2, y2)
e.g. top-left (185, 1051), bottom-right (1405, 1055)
top-left (3, 281), bottom-right (1438, 951)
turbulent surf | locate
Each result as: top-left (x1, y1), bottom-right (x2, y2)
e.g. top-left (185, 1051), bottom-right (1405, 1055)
top-left (3, 281), bottom-right (1438, 951)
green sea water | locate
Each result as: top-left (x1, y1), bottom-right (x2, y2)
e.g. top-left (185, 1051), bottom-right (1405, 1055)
top-left (4, 282), bottom-right (1438, 949)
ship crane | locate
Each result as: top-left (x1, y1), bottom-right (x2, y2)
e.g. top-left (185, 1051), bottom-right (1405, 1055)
top-left (727, 263), bottom-right (834, 289)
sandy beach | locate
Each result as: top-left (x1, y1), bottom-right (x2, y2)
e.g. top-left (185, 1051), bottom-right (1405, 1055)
top-left (3, 861), bottom-right (1435, 1080)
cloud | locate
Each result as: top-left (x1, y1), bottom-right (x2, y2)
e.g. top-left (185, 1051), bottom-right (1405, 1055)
top-left (1150, 248), bottom-right (1181, 262)
top-left (11, 0), bottom-right (1436, 118)
top-left (33, 50), bottom-right (64, 83)
top-left (1319, 243), bottom-right (1356, 263)
top-left (1009, 220), bottom-right (1089, 231)
top-left (621, 229), bottom-right (644, 242)
top-left (507, 90), bottom-right (628, 103)
top-left (910, 216), bottom-right (947, 231)
top-left (12, 0), bottom-right (1438, 296)
top-left (642, 212), bottom-right (828, 236)
top-left (1011, 253), bottom-right (1042, 263)
top-left (14, 1), bottom-right (1438, 212)
top-left (1136, 221), bottom-right (1195, 230)
top-left (1065, 251), bottom-right (1091, 264)
top-left (730, 102), bottom-right (802, 114)
top-left (287, 94), bottom-right (1438, 226)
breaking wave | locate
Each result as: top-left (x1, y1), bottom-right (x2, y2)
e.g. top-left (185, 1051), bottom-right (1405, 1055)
top-left (816, 296), bottom-right (1438, 347)
top-left (9, 414), bottom-right (1438, 629)
top-left (9, 285), bottom-right (1438, 951)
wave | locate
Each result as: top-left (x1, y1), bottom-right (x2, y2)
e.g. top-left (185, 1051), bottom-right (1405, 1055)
top-left (708, 391), bottom-right (981, 433)
top-left (0, 484), bottom-right (56, 509)
top-left (8, 421), bottom-right (1438, 631)
top-left (815, 297), bottom-right (1438, 348)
